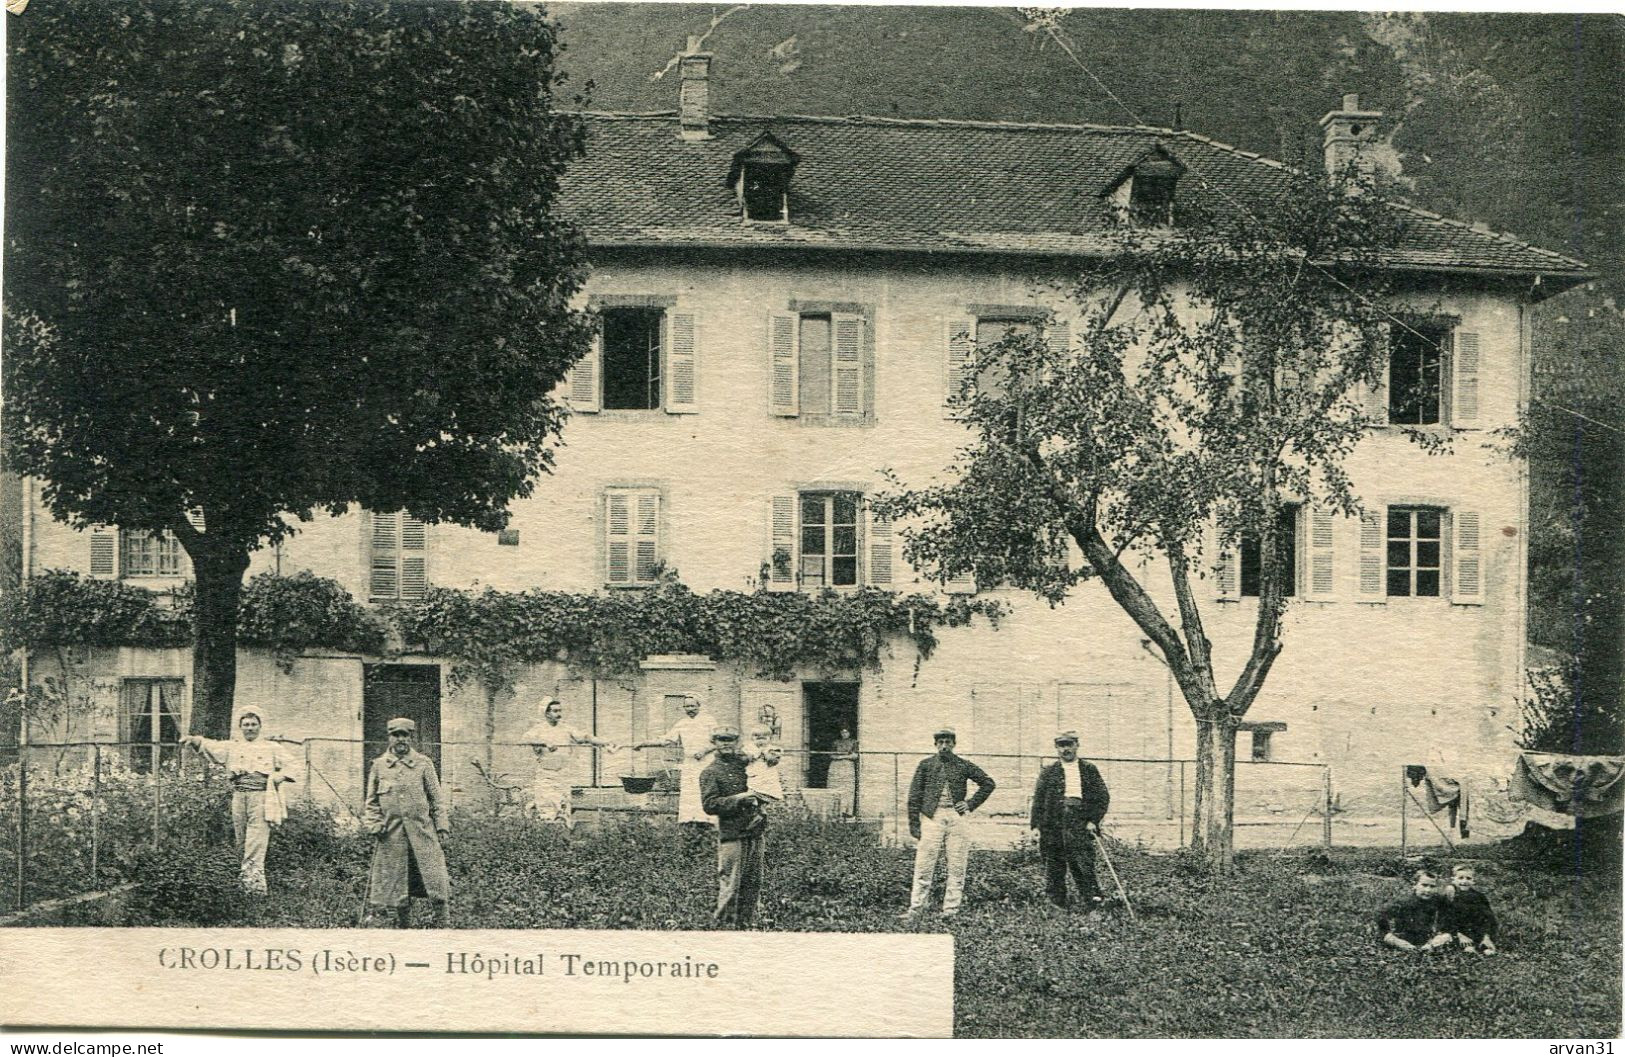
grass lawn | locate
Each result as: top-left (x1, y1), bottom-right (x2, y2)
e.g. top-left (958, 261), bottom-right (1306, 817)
top-left (13, 803), bottom-right (1623, 1038)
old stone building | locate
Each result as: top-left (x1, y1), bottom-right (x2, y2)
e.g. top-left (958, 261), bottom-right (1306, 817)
top-left (17, 63), bottom-right (1589, 844)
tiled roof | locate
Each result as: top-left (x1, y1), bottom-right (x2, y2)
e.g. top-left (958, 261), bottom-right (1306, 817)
top-left (558, 112), bottom-right (1590, 284)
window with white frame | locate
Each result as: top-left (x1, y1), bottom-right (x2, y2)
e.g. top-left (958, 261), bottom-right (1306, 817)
top-left (1386, 506), bottom-right (1443, 597)
top-left (799, 492), bottom-right (860, 589)
top-left (765, 491), bottom-right (894, 592)
top-left (120, 678), bottom-right (184, 773)
top-left (369, 511), bottom-right (428, 601)
top-left (767, 308), bottom-right (869, 419)
top-left (121, 530), bottom-right (185, 578)
top-left (604, 488), bottom-right (661, 587)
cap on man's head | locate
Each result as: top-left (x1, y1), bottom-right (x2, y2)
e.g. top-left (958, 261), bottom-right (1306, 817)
top-left (1054, 730), bottom-right (1080, 745)
top-left (386, 717), bottom-right (416, 734)
top-left (711, 725), bottom-right (741, 743)
top-left (933, 727), bottom-right (957, 740)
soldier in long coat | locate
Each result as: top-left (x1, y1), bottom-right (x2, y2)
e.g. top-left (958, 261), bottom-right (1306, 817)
top-left (364, 717), bottom-right (451, 927)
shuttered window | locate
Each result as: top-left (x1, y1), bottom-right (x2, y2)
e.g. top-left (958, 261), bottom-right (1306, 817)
top-left (605, 489), bottom-right (661, 587)
top-left (769, 310), bottom-right (869, 419)
top-left (1239, 507), bottom-right (1299, 598)
top-left (1384, 321), bottom-right (1481, 428)
top-left (370, 511), bottom-right (429, 601)
top-left (765, 491), bottom-right (894, 592)
top-left (568, 305), bottom-right (698, 414)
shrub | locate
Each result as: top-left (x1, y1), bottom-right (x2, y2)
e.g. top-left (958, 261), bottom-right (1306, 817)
top-left (125, 836), bottom-right (251, 926)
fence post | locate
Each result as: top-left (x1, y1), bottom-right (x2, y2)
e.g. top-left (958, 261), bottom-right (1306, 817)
top-left (1178, 761), bottom-right (1186, 849)
top-left (303, 740), bottom-right (313, 805)
top-left (1399, 766), bottom-right (1408, 858)
top-left (92, 745), bottom-right (102, 888)
top-left (152, 752), bottom-right (163, 851)
top-left (892, 752), bottom-right (900, 846)
top-left (16, 741), bottom-right (27, 912)
top-left (1321, 766), bottom-right (1333, 850)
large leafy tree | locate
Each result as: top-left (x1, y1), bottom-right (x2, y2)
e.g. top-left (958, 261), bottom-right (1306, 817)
top-left (883, 169), bottom-right (1410, 870)
top-left (4, 0), bottom-right (595, 737)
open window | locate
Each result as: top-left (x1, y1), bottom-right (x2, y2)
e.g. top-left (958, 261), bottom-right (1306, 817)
top-left (729, 133), bottom-right (798, 224)
top-left (568, 303), bottom-right (698, 415)
top-left (1101, 144), bottom-right (1185, 227)
top-left (765, 492), bottom-right (894, 592)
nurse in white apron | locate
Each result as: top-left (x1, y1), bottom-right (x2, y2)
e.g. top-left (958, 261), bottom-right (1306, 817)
top-left (635, 695), bottom-right (717, 827)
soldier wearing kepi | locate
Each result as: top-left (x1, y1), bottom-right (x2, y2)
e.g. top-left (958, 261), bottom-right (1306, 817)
top-left (364, 718), bottom-right (452, 928)
top-left (1030, 730), bottom-right (1111, 910)
top-left (700, 726), bottom-right (769, 928)
top-left (902, 726), bottom-right (995, 919)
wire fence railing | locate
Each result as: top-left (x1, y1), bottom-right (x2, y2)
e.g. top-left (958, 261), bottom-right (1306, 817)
top-left (3, 736), bottom-right (1335, 915)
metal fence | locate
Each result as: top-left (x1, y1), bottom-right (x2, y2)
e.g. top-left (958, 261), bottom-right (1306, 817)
top-left (3, 737), bottom-right (1335, 916)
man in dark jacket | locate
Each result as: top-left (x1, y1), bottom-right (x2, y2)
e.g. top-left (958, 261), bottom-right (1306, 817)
top-left (700, 726), bottom-right (767, 928)
top-left (1029, 731), bottom-right (1110, 909)
top-left (902, 727), bottom-right (995, 918)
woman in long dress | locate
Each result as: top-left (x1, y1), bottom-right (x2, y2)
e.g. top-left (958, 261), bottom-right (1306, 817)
top-left (827, 726), bottom-right (859, 815)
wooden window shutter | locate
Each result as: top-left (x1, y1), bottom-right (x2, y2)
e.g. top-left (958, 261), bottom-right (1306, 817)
top-left (185, 509), bottom-right (206, 533)
top-left (635, 491), bottom-right (660, 583)
top-left (666, 312), bottom-right (699, 414)
top-left (1452, 330), bottom-right (1481, 427)
top-left (1357, 511), bottom-right (1386, 601)
top-left (605, 492), bottom-right (631, 586)
top-left (832, 312), bottom-right (865, 416)
top-left (369, 511), bottom-right (400, 599)
top-left (766, 494), bottom-right (797, 592)
top-left (1045, 319), bottom-right (1070, 355)
top-left (89, 525), bottom-right (119, 579)
top-left (1451, 509), bottom-right (1483, 605)
top-left (399, 514), bottom-right (428, 600)
top-left (1363, 324), bottom-right (1390, 426)
top-left (1307, 508), bottom-right (1336, 599)
top-left (865, 500), bottom-right (894, 588)
top-left (567, 330), bottom-right (602, 413)
top-left (944, 319), bottom-right (975, 416)
top-left (768, 313), bottom-right (799, 416)
top-left (1215, 548), bottom-right (1239, 600)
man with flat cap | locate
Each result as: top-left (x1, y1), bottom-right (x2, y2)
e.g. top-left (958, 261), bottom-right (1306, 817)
top-left (903, 727), bottom-right (995, 918)
top-left (364, 717), bottom-right (452, 927)
top-left (1030, 730), bottom-right (1111, 910)
top-left (699, 725), bottom-right (769, 928)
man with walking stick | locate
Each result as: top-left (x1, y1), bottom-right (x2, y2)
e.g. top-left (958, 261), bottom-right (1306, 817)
top-left (1030, 731), bottom-right (1110, 911)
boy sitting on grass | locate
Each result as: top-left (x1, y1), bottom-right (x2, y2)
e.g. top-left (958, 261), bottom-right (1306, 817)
top-left (1441, 864), bottom-right (1499, 956)
top-left (1377, 869), bottom-right (1454, 953)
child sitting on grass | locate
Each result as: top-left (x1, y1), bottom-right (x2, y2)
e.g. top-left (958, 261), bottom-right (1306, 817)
top-left (1441, 864), bottom-right (1499, 956)
top-left (1377, 869), bottom-right (1454, 953)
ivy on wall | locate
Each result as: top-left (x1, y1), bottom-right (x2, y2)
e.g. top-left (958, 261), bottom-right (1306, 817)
top-left (2, 568), bottom-right (1005, 691)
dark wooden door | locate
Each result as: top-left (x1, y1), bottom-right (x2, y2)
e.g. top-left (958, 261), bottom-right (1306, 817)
top-left (362, 664), bottom-right (443, 775)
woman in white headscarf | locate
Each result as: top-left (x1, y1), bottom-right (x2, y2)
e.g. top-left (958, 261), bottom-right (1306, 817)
top-left (184, 710), bottom-right (291, 894)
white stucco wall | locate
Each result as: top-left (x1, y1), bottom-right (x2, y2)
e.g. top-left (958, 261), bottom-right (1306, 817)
top-left (21, 254), bottom-right (1530, 835)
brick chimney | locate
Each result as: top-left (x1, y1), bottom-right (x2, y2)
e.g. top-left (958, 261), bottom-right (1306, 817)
top-left (679, 38), bottom-right (712, 141)
top-left (1319, 93), bottom-right (1382, 178)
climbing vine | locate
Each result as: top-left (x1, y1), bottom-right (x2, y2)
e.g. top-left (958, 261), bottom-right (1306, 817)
top-left (3, 568), bottom-right (1005, 695)
top-left (397, 574), bottom-right (1005, 696)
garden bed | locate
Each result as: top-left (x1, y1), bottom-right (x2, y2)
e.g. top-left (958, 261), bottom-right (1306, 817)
top-left (4, 787), bottom-right (1619, 1037)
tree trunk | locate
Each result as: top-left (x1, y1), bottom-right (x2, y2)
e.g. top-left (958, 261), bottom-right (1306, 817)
top-left (189, 544), bottom-right (251, 739)
top-left (1192, 717), bottom-right (1239, 872)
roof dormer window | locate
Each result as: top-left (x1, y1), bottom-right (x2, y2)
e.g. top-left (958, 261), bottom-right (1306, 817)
top-left (1103, 145), bottom-right (1185, 227)
top-left (728, 133), bottom-right (798, 224)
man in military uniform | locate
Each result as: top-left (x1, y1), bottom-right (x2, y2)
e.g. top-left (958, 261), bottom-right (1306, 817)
top-left (364, 718), bottom-right (452, 927)
top-left (700, 726), bottom-right (768, 928)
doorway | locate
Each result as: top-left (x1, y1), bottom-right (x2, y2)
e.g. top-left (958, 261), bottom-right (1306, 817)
top-left (803, 682), bottom-right (859, 790)
top-left (363, 664), bottom-right (443, 774)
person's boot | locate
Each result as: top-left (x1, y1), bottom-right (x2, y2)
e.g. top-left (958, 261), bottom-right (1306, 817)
top-left (394, 904), bottom-right (412, 929)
